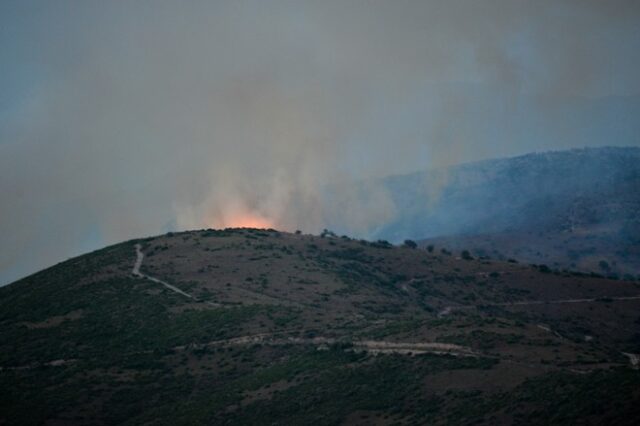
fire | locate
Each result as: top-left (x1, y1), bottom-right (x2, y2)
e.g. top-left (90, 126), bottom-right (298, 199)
top-left (225, 212), bottom-right (274, 229)
top-left (200, 197), bottom-right (276, 230)
top-left (204, 207), bottom-right (275, 230)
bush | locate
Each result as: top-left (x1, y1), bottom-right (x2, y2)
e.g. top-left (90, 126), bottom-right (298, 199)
top-left (372, 240), bottom-right (392, 249)
top-left (403, 240), bottom-right (417, 249)
top-left (461, 250), bottom-right (473, 260)
top-left (321, 229), bottom-right (337, 238)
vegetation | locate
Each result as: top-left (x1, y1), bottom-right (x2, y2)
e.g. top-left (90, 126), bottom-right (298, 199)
top-left (403, 239), bottom-right (417, 249)
top-left (2, 228), bottom-right (639, 425)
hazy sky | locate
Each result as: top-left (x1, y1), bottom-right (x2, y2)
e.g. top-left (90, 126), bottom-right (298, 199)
top-left (1, 0), bottom-right (640, 285)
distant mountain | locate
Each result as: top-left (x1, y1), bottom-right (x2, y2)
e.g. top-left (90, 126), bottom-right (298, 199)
top-left (374, 147), bottom-right (640, 276)
top-left (2, 228), bottom-right (640, 424)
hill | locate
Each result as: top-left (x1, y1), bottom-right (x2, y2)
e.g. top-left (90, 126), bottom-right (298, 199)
top-left (371, 147), bottom-right (640, 276)
top-left (2, 228), bottom-right (640, 425)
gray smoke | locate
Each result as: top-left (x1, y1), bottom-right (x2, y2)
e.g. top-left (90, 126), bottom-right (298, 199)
top-left (1, 0), bottom-right (639, 285)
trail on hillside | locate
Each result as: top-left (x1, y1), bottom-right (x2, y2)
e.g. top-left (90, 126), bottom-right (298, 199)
top-left (174, 333), bottom-right (479, 358)
top-left (132, 244), bottom-right (310, 309)
top-left (494, 295), bottom-right (640, 307)
top-left (439, 294), bottom-right (640, 368)
top-left (132, 244), bottom-right (221, 306)
top-left (622, 352), bottom-right (639, 369)
top-left (130, 243), bottom-right (640, 368)
top-left (439, 294), bottom-right (640, 317)
top-left (0, 359), bottom-right (77, 371)
top-left (169, 331), bottom-right (638, 371)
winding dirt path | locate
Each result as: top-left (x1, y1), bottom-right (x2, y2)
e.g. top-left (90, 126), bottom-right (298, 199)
top-left (133, 244), bottom-right (221, 307)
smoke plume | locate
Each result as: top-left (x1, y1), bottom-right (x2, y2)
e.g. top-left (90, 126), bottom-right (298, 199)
top-left (1, 0), bottom-right (639, 284)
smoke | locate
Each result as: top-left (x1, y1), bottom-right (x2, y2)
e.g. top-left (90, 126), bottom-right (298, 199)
top-left (1, 0), bottom-right (640, 284)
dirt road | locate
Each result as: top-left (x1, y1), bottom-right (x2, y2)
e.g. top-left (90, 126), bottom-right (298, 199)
top-left (175, 333), bottom-right (479, 357)
top-left (439, 294), bottom-right (640, 317)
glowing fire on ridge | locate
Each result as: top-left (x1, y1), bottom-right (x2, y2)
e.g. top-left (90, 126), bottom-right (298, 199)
top-left (204, 205), bottom-right (275, 230)
top-left (225, 212), bottom-right (274, 229)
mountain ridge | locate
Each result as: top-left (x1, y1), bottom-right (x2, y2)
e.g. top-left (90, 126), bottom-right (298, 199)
top-left (370, 146), bottom-right (640, 276)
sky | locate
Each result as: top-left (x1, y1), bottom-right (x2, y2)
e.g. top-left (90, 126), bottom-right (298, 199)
top-left (1, 0), bottom-right (640, 285)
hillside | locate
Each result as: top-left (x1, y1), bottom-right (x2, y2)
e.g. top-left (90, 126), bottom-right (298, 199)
top-left (420, 230), bottom-right (640, 281)
top-left (2, 228), bottom-right (640, 425)
top-left (370, 147), bottom-right (640, 276)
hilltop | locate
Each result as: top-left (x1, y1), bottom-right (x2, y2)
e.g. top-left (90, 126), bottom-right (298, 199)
top-left (2, 228), bottom-right (640, 425)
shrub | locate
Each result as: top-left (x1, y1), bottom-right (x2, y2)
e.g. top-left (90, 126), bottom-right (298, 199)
top-left (403, 240), bottom-right (417, 249)
top-left (321, 229), bottom-right (337, 238)
top-left (372, 240), bottom-right (392, 249)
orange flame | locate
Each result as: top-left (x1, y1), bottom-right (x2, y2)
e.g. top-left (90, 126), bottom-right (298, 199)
top-left (205, 207), bottom-right (274, 230)
top-left (225, 212), bottom-right (273, 229)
